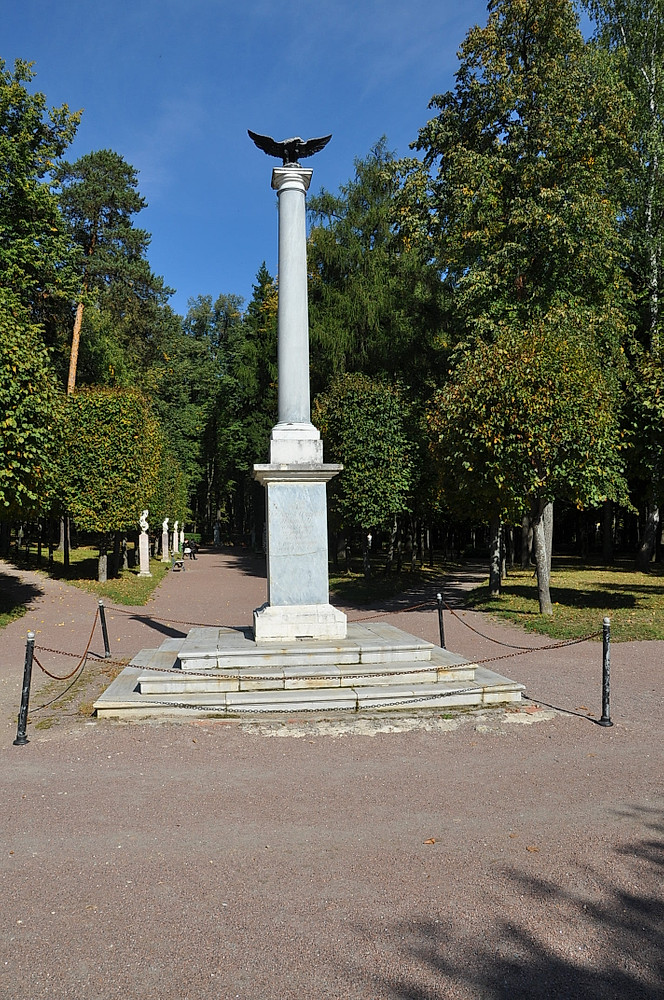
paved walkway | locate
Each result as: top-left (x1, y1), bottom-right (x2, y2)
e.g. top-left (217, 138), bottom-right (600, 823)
top-left (0, 549), bottom-right (662, 999)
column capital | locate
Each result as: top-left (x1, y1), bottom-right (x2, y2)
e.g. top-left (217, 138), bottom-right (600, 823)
top-left (271, 166), bottom-right (313, 194)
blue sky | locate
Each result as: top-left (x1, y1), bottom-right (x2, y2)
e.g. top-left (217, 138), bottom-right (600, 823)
top-left (4, 1), bottom-right (492, 316)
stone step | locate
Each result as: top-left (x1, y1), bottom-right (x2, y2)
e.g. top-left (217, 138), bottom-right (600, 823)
top-left (138, 657), bottom-right (476, 695)
top-left (177, 621), bottom-right (436, 671)
top-left (94, 664), bottom-right (523, 719)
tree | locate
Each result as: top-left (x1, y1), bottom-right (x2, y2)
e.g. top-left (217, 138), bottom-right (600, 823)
top-left (307, 139), bottom-right (445, 398)
top-left (0, 290), bottom-right (63, 517)
top-left (0, 59), bottom-right (80, 317)
top-left (625, 349), bottom-right (664, 567)
top-left (427, 316), bottom-right (627, 613)
top-left (180, 291), bottom-right (244, 530)
top-left (219, 265), bottom-right (278, 539)
top-left (313, 373), bottom-right (413, 575)
top-left (585, 0), bottom-right (664, 354)
top-left (53, 387), bottom-right (165, 580)
top-left (412, 0), bottom-right (633, 347)
top-left (409, 0), bottom-right (633, 586)
top-left (584, 0), bottom-right (664, 564)
top-left (55, 149), bottom-right (169, 393)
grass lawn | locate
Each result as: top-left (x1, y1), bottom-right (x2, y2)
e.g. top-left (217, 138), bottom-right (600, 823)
top-left (2, 545), bottom-right (169, 629)
top-left (330, 558), bottom-right (455, 605)
top-left (0, 590), bottom-right (27, 630)
top-left (46, 547), bottom-right (171, 604)
top-left (466, 558), bottom-right (664, 642)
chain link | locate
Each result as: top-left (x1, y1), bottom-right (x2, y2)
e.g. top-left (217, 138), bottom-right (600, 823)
top-left (129, 683), bottom-right (485, 716)
top-left (33, 609), bottom-right (100, 681)
top-left (443, 600), bottom-right (600, 650)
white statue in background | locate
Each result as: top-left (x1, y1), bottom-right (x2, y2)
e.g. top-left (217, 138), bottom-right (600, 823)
top-left (162, 517), bottom-right (169, 532)
top-left (140, 510), bottom-right (149, 534)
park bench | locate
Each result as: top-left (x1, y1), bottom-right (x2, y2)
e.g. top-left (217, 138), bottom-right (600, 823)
top-left (171, 557), bottom-right (185, 572)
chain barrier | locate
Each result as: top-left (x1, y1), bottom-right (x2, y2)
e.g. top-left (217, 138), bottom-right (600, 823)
top-left (442, 598), bottom-right (601, 650)
top-left (14, 581), bottom-right (614, 737)
top-left (33, 608), bottom-right (100, 681)
top-left (29, 592), bottom-right (601, 687)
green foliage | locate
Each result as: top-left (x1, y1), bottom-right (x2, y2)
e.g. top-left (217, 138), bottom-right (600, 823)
top-left (148, 448), bottom-right (189, 527)
top-left (308, 140), bottom-right (445, 397)
top-left (427, 316), bottom-right (628, 520)
top-left (218, 264), bottom-right (278, 476)
top-left (53, 386), bottom-right (164, 533)
top-left (0, 290), bottom-right (63, 516)
top-left (314, 373), bottom-right (413, 530)
top-left (584, 0), bottom-right (664, 353)
top-left (412, 0), bottom-right (633, 347)
top-left (624, 349), bottom-right (664, 504)
top-left (0, 58), bottom-right (81, 314)
top-left (54, 148), bottom-right (170, 391)
top-left (55, 148), bottom-right (164, 301)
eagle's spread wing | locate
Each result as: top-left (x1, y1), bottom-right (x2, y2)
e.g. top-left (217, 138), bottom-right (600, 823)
top-left (249, 130), bottom-right (332, 165)
top-left (300, 135), bottom-right (332, 159)
top-left (247, 130), bottom-right (284, 159)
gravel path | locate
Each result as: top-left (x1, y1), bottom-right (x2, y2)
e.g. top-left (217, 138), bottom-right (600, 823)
top-left (0, 550), bottom-right (662, 999)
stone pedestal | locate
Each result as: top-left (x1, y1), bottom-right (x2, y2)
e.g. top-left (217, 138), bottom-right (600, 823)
top-left (253, 466), bottom-right (346, 642)
top-left (138, 532), bottom-right (152, 577)
top-left (161, 530), bottom-right (169, 563)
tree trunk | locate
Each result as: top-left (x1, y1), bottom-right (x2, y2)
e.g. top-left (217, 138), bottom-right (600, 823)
top-left (532, 499), bottom-right (553, 614)
top-left (543, 501), bottom-right (554, 575)
top-left (109, 530), bottom-right (121, 578)
top-left (63, 516), bottom-right (70, 570)
top-left (636, 506), bottom-right (660, 571)
top-left (386, 516), bottom-right (397, 573)
top-left (602, 500), bottom-right (614, 565)
top-left (67, 301), bottom-right (85, 395)
top-left (0, 521), bottom-right (9, 558)
top-left (501, 525), bottom-right (508, 580)
top-left (98, 535), bottom-right (108, 584)
top-left (521, 514), bottom-right (533, 569)
top-left (489, 513), bottom-right (501, 597)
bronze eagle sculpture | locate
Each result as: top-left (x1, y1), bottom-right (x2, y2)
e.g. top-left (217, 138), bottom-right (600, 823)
top-left (248, 130), bottom-right (332, 166)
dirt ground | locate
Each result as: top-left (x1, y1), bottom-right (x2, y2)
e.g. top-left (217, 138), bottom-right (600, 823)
top-left (0, 550), bottom-right (662, 999)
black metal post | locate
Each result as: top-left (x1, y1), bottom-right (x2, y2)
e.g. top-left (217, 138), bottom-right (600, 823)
top-left (436, 593), bottom-right (446, 649)
top-left (598, 616), bottom-right (613, 727)
top-left (14, 632), bottom-right (35, 746)
top-left (98, 600), bottom-right (111, 658)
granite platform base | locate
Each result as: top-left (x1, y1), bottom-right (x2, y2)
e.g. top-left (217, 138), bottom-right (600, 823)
top-left (93, 623), bottom-right (524, 720)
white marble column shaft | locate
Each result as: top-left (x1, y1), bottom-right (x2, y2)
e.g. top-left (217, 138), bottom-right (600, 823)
top-left (272, 167), bottom-right (313, 426)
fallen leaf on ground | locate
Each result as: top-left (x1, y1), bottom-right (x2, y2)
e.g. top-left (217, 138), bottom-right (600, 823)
top-left (423, 838), bottom-right (436, 845)
top-left (526, 845), bottom-right (539, 853)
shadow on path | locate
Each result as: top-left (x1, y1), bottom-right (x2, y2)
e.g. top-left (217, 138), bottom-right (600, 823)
top-left (368, 806), bottom-right (664, 1000)
top-left (0, 569), bottom-right (43, 614)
